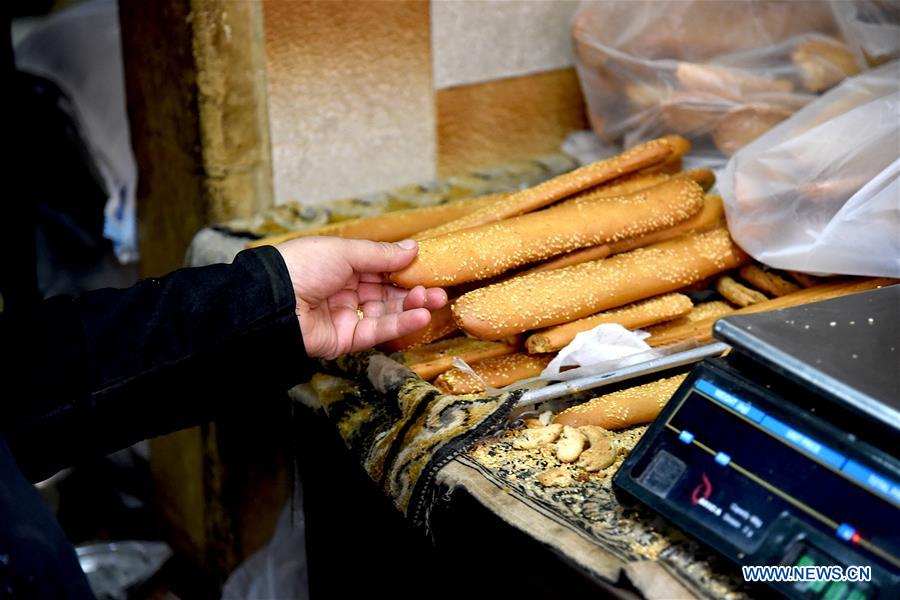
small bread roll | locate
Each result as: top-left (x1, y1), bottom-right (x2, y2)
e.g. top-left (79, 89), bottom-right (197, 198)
top-left (624, 81), bottom-right (668, 109)
top-left (738, 265), bottom-right (801, 297)
top-left (577, 426), bottom-right (617, 472)
top-left (525, 293), bottom-right (693, 354)
top-left (793, 37), bottom-right (861, 92)
top-left (392, 177), bottom-right (704, 288)
top-left (675, 62), bottom-right (794, 96)
top-left (712, 104), bottom-right (792, 155)
top-left (660, 92), bottom-right (727, 135)
top-left (716, 275), bottom-right (768, 307)
top-left (453, 228), bottom-right (749, 340)
top-left (554, 374), bottom-right (688, 430)
top-left (556, 426), bottom-right (589, 463)
top-left (412, 135), bottom-right (690, 239)
top-left (536, 467), bottom-right (573, 487)
top-left (513, 424), bottom-right (563, 450)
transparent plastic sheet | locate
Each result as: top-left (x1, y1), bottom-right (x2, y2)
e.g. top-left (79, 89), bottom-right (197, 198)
top-left (571, 1), bottom-right (899, 160)
top-left (221, 503), bottom-right (309, 600)
top-left (719, 61), bottom-right (900, 277)
top-left (76, 541), bottom-right (171, 600)
top-left (505, 341), bottom-right (730, 423)
top-left (451, 338), bottom-right (711, 403)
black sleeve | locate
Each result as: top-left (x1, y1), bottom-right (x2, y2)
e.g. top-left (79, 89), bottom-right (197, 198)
top-left (0, 246), bottom-right (314, 481)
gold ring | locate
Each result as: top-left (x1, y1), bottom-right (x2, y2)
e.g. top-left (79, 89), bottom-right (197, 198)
top-left (356, 308), bottom-right (365, 321)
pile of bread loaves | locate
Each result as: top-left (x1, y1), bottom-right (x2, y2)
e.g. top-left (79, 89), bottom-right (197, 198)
top-left (255, 136), bottom-right (890, 430)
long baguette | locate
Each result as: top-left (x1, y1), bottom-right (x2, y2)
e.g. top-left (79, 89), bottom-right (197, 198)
top-left (519, 245), bottom-right (613, 276)
top-left (525, 293), bottom-right (693, 354)
top-left (563, 167), bottom-right (715, 205)
top-left (639, 154), bottom-right (682, 175)
top-left (453, 228), bottom-right (750, 340)
top-left (520, 194), bottom-right (724, 276)
top-left (245, 192), bottom-right (506, 248)
top-left (643, 300), bottom-right (735, 337)
top-left (413, 166), bottom-right (708, 243)
top-left (392, 177), bottom-right (705, 288)
top-left (605, 194), bottom-right (724, 255)
top-left (553, 374), bottom-right (688, 429)
top-left (395, 335), bottom-right (511, 366)
top-left (433, 353), bottom-right (554, 395)
top-left (647, 278), bottom-right (897, 348)
top-left (679, 168), bottom-right (716, 192)
top-left (404, 337), bottom-right (521, 381)
top-left (411, 135), bottom-right (690, 240)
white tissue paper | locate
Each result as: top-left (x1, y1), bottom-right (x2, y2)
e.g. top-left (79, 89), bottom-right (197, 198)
top-left (541, 323), bottom-right (654, 378)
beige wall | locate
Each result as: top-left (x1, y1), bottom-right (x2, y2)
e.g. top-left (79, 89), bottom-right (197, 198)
top-left (263, 1), bottom-right (435, 206)
top-left (432, 0), bottom-right (578, 89)
top-left (263, 0), bottom-right (582, 206)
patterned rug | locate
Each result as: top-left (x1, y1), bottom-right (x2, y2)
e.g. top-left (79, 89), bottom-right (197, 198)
top-left (443, 425), bottom-right (751, 599)
top-left (297, 353), bottom-right (523, 527)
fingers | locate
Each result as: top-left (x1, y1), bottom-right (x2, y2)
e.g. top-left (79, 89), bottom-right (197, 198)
top-left (352, 308), bottom-right (432, 351)
top-left (360, 297), bottom-right (406, 318)
top-left (402, 286), bottom-right (427, 310)
top-left (359, 272), bottom-right (388, 284)
top-left (359, 287), bottom-right (443, 317)
top-left (339, 239), bottom-right (419, 275)
top-left (356, 282), bottom-right (410, 304)
top-left (424, 287), bottom-right (448, 310)
top-left (403, 286), bottom-right (447, 311)
top-left (356, 284), bottom-right (448, 311)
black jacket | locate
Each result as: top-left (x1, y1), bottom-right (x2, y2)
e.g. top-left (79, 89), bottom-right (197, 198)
top-left (0, 246), bottom-right (311, 598)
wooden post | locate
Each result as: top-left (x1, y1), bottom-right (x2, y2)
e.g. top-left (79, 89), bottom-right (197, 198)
top-left (118, 0), bottom-right (278, 587)
top-left (119, 0), bottom-right (273, 279)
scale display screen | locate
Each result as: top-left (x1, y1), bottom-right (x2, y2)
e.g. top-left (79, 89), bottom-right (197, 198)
top-left (615, 360), bottom-right (900, 598)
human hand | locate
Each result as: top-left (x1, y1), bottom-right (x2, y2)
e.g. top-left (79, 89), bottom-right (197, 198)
top-left (276, 237), bottom-right (447, 359)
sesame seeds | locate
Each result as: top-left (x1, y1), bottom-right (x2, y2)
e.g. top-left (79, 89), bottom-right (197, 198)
top-left (434, 352), bottom-right (553, 394)
top-left (453, 228), bottom-right (746, 339)
top-left (525, 292), bottom-right (694, 353)
top-left (409, 137), bottom-right (684, 244)
top-left (554, 374), bottom-right (688, 429)
top-left (393, 177), bottom-right (705, 289)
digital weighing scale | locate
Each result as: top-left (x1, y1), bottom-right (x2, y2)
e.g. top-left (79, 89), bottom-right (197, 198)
top-left (614, 284), bottom-right (900, 599)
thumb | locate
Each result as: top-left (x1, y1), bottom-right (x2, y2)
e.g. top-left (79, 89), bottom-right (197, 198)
top-left (340, 239), bottom-right (418, 274)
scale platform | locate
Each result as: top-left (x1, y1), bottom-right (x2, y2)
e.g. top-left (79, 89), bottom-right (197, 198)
top-left (614, 284), bottom-right (900, 599)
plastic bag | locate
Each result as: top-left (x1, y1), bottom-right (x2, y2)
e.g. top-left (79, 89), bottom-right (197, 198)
top-left (572, 1), bottom-right (899, 161)
top-left (221, 502), bottom-right (309, 600)
top-left (718, 61), bottom-right (900, 278)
